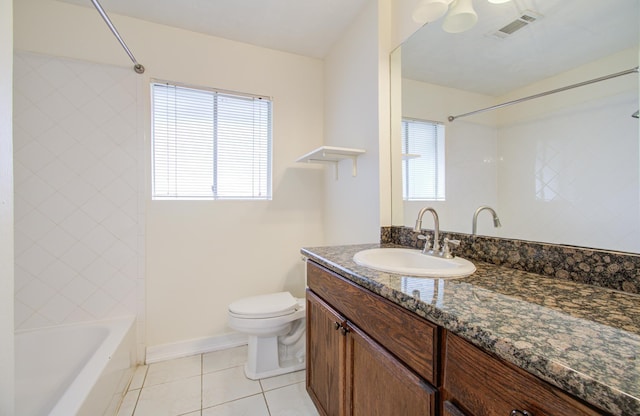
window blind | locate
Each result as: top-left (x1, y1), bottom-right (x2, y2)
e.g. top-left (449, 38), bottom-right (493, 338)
top-left (152, 82), bottom-right (272, 200)
top-left (402, 119), bottom-right (445, 201)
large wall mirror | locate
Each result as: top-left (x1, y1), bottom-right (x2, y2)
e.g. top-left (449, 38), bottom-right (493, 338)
top-left (390, 0), bottom-right (639, 253)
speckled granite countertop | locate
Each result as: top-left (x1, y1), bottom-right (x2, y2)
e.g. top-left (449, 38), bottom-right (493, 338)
top-left (301, 243), bottom-right (640, 416)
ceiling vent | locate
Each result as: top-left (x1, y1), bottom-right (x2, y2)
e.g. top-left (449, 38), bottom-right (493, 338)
top-left (489, 10), bottom-right (543, 39)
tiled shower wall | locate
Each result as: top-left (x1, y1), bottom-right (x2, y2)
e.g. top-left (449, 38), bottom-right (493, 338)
top-left (12, 52), bottom-right (144, 334)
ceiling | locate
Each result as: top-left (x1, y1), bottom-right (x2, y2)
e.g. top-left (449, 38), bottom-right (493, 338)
top-left (401, 0), bottom-right (640, 96)
top-left (60, 0), bottom-right (369, 59)
top-left (58, 0), bottom-right (639, 94)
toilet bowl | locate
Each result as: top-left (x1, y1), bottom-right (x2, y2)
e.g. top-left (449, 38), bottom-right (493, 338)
top-left (228, 291), bottom-right (306, 380)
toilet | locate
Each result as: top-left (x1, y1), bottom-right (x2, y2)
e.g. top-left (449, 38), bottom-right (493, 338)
top-left (228, 291), bottom-right (306, 380)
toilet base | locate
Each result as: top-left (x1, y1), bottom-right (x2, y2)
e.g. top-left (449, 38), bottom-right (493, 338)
top-left (244, 332), bottom-right (306, 380)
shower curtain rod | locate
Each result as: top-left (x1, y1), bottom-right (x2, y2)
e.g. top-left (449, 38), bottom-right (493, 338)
top-left (448, 66), bottom-right (639, 122)
top-left (90, 0), bottom-right (145, 74)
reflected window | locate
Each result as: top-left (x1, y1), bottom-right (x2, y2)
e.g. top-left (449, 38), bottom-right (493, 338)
top-left (401, 119), bottom-right (445, 201)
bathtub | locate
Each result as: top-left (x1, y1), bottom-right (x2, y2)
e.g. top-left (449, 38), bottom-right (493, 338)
top-left (15, 316), bottom-right (137, 416)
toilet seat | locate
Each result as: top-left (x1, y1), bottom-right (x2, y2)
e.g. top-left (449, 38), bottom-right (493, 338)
top-left (227, 291), bottom-right (306, 380)
top-left (228, 292), bottom-right (299, 319)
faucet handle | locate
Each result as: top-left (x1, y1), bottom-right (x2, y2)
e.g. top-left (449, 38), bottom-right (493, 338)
top-left (441, 238), bottom-right (460, 259)
top-left (417, 234), bottom-right (431, 253)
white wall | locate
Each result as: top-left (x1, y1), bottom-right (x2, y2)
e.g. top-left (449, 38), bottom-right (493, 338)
top-left (0, 0), bottom-right (14, 411)
top-left (323, 0), bottom-right (391, 244)
top-left (14, 0), bottom-right (325, 350)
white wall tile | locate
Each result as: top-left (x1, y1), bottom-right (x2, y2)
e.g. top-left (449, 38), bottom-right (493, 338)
top-left (13, 51), bottom-right (144, 330)
top-left (81, 226), bottom-right (117, 254)
top-left (15, 141), bottom-right (56, 173)
top-left (16, 175), bottom-right (56, 207)
top-left (62, 276), bottom-right (98, 305)
top-left (38, 260), bottom-right (77, 289)
top-left (81, 193), bottom-right (117, 223)
top-left (15, 278), bottom-right (56, 311)
top-left (15, 244), bottom-right (55, 277)
top-left (82, 290), bottom-right (117, 319)
top-left (497, 92), bottom-right (639, 252)
top-left (38, 125), bottom-right (78, 157)
top-left (37, 227), bottom-right (76, 258)
top-left (39, 294), bottom-right (76, 324)
top-left (59, 242), bottom-right (99, 273)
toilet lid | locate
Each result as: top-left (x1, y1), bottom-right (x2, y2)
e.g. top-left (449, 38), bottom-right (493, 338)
top-left (228, 292), bottom-right (298, 318)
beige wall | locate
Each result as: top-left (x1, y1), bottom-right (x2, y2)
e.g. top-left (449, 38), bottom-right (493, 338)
top-left (0, 0), bottom-right (14, 412)
top-left (14, 0), bottom-right (325, 349)
top-left (323, 0), bottom-right (392, 244)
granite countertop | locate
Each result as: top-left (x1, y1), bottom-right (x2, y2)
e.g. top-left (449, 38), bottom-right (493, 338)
top-left (301, 243), bottom-right (640, 416)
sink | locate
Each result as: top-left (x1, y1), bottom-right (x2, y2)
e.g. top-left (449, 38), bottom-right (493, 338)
top-left (353, 248), bottom-right (476, 278)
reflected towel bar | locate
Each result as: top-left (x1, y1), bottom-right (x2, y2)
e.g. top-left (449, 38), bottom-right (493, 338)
top-left (90, 0), bottom-right (145, 74)
top-left (448, 66), bottom-right (639, 122)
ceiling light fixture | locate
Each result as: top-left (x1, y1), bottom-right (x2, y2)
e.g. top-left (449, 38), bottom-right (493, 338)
top-left (413, 0), bottom-right (512, 33)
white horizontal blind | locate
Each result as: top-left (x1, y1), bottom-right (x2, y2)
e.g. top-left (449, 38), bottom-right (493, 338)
top-left (152, 82), bottom-right (272, 200)
top-left (402, 119), bottom-right (445, 201)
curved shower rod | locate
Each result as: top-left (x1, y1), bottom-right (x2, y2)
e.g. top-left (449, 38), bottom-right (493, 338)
top-left (90, 0), bottom-right (145, 74)
top-left (448, 66), bottom-right (639, 122)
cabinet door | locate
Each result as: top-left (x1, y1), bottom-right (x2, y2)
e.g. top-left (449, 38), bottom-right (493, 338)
top-left (347, 324), bottom-right (437, 416)
top-left (306, 290), bottom-right (347, 416)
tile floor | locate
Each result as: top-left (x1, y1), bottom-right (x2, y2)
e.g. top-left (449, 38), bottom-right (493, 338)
top-left (117, 346), bottom-right (319, 416)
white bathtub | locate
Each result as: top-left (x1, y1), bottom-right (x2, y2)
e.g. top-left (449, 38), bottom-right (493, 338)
top-left (15, 316), bottom-right (137, 416)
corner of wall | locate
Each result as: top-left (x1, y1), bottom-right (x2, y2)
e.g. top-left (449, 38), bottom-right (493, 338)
top-left (0, 0), bottom-right (14, 412)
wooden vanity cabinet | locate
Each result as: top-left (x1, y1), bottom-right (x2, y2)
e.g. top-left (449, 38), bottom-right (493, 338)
top-left (442, 331), bottom-right (604, 416)
top-left (306, 259), bottom-right (606, 416)
top-left (306, 261), bottom-right (438, 416)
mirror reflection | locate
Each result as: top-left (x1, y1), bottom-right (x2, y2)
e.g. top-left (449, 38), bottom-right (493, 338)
top-left (391, 0), bottom-right (639, 253)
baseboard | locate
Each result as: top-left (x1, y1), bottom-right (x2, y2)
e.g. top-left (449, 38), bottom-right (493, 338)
top-left (145, 332), bottom-right (248, 364)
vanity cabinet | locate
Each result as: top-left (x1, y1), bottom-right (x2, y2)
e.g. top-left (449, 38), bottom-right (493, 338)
top-left (306, 261), bottom-right (438, 416)
top-left (442, 331), bottom-right (603, 416)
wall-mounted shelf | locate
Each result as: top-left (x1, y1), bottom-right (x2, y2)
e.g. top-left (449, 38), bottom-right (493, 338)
top-left (296, 146), bottom-right (365, 179)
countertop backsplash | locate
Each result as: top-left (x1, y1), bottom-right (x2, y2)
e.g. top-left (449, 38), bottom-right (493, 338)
top-left (381, 226), bottom-right (640, 294)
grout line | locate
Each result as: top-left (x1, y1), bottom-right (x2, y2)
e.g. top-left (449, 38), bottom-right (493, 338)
top-left (130, 389), bottom-right (142, 416)
top-left (262, 391), bottom-right (272, 416)
top-left (129, 365), bottom-right (148, 416)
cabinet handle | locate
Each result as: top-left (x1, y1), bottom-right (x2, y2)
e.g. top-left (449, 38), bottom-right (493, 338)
top-left (334, 322), bottom-right (341, 330)
top-left (340, 325), bottom-right (350, 336)
top-left (510, 410), bottom-right (532, 416)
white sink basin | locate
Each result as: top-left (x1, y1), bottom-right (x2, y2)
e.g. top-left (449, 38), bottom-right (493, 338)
top-left (353, 248), bottom-right (476, 278)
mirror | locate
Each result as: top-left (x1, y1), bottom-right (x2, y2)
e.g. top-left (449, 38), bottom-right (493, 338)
top-left (391, 0), bottom-right (639, 253)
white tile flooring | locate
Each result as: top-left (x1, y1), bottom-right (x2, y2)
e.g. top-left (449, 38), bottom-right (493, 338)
top-left (117, 346), bottom-right (319, 416)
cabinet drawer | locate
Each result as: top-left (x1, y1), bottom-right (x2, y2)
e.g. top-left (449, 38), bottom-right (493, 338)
top-left (307, 260), bottom-right (438, 385)
top-left (443, 332), bottom-right (604, 416)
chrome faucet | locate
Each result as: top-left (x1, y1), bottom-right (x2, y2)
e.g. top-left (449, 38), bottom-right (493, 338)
top-left (413, 207), bottom-right (440, 254)
top-left (472, 206), bottom-right (502, 235)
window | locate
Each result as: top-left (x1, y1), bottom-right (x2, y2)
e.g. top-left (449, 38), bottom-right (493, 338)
top-left (401, 118), bottom-right (445, 201)
top-left (152, 82), bottom-right (272, 200)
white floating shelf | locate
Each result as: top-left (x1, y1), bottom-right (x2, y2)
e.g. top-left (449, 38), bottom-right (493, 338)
top-left (296, 146), bottom-right (366, 179)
